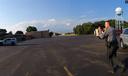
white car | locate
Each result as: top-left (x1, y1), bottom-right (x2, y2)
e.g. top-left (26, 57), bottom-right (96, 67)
top-left (120, 28), bottom-right (128, 48)
top-left (0, 38), bottom-right (17, 46)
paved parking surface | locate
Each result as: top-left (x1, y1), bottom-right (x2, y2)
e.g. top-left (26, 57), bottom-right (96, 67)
top-left (0, 35), bottom-right (127, 76)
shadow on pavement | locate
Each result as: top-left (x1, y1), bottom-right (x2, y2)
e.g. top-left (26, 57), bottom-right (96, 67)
top-left (17, 43), bottom-right (40, 46)
top-left (122, 57), bottom-right (128, 72)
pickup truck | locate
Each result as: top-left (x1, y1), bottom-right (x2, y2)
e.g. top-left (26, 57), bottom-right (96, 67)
top-left (0, 38), bottom-right (17, 46)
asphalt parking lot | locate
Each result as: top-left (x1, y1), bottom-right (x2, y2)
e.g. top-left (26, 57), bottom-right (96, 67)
top-left (0, 35), bottom-right (127, 76)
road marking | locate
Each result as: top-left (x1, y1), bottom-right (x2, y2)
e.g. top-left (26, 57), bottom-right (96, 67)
top-left (64, 66), bottom-right (74, 76)
top-left (26, 72), bottom-right (31, 76)
top-left (11, 63), bottom-right (21, 74)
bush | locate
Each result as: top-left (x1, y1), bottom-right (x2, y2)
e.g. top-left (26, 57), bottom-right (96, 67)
top-left (49, 32), bottom-right (53, 37)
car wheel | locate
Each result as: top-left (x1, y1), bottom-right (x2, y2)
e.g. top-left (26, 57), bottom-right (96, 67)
top-left (120, 40), bottom-right (125, 49)
top-left (0, 43), bottom-right (3, 46)
top-left (11, 42), bottom-right (15, 46)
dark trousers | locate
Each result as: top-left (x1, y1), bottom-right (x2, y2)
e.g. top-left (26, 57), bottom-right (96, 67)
top-left (106, 40), bottom-right (119, 67)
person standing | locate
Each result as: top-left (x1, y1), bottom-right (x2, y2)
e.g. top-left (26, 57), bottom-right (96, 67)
top-left (98, 21), bottom-right (123, 73)
top-left (94, 24), bottom-right (104, 38)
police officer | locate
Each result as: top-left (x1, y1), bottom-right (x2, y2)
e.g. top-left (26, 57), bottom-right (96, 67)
top-left (99, 21), bottom-right (120, 73)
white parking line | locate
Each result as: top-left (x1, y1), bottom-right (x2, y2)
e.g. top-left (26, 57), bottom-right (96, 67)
top-left (25, 72), bottom-right (31, 76)
top-left (64, 66), bottom-right (74, 76)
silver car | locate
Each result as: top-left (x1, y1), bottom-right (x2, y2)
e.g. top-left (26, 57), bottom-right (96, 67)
top-left (120, 28), bottom-right (128, 48)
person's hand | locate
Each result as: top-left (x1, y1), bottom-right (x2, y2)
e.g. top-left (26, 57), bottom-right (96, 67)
top-left (98, 27), bottom-right (102, 34)
top-left (98, 27), bottom-right (101, 31)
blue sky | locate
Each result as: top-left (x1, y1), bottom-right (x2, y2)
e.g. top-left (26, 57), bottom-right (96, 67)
top-left (0, 0), bottom-right (127, 33)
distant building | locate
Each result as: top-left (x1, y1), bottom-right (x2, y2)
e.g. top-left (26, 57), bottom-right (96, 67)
top-left (25, 30), bottom-right (50, 39)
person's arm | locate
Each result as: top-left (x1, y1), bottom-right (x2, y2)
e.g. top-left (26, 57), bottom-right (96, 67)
top-left (99, 30), bottom-right (108, 39)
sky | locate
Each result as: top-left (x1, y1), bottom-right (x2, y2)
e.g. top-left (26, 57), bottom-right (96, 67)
top-left (0, 0), bottom-right (127, 33)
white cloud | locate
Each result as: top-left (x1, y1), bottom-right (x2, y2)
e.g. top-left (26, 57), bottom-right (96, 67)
top-left (0, 18), bottom-right (75, 33)
top-left (65, 23), bottom-right (71, 26)
top-left (0, 17), bottom-right (112, 34)
top-left (48, 18), bottom-right (56, 22)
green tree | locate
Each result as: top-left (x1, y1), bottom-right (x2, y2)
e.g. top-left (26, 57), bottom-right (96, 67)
top-left (73, 19), bottom-right (128, 35)
top-left (123, 21), bottom-right (128, 28)
top-left (15, 31), bottom-right (24, 35)
top-left (94, 21), bottom-right (105, 28)
top-left (49, 32), bottom-right (53, 37)
top-left (73, 22), bottom-right (95, 35)
top-left (26, 26), bottom-right (37, 32)
top-left (0, 29), bottom-right (7, 36)
top-left (74, 25), bottom-right (82, 34)
top-left (109, 19), bottom-right (116, 27)
top-left (8, 31), bottom-right (13, 35)
top-left (82, 22), bottom-right (94, 34)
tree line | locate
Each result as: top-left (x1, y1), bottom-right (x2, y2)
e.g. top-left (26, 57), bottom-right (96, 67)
top-left (73, 19), bottom-right (128, 35)
top-left (0, 26), bottom-right (54, 39)
top-left (0, 26), bottom-right (37, 36)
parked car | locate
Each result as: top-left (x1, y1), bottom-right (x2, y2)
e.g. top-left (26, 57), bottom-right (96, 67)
top-left (120, 28), bottom-right (128, 48)
top-left (0, 38), bottom-right (17, 46)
